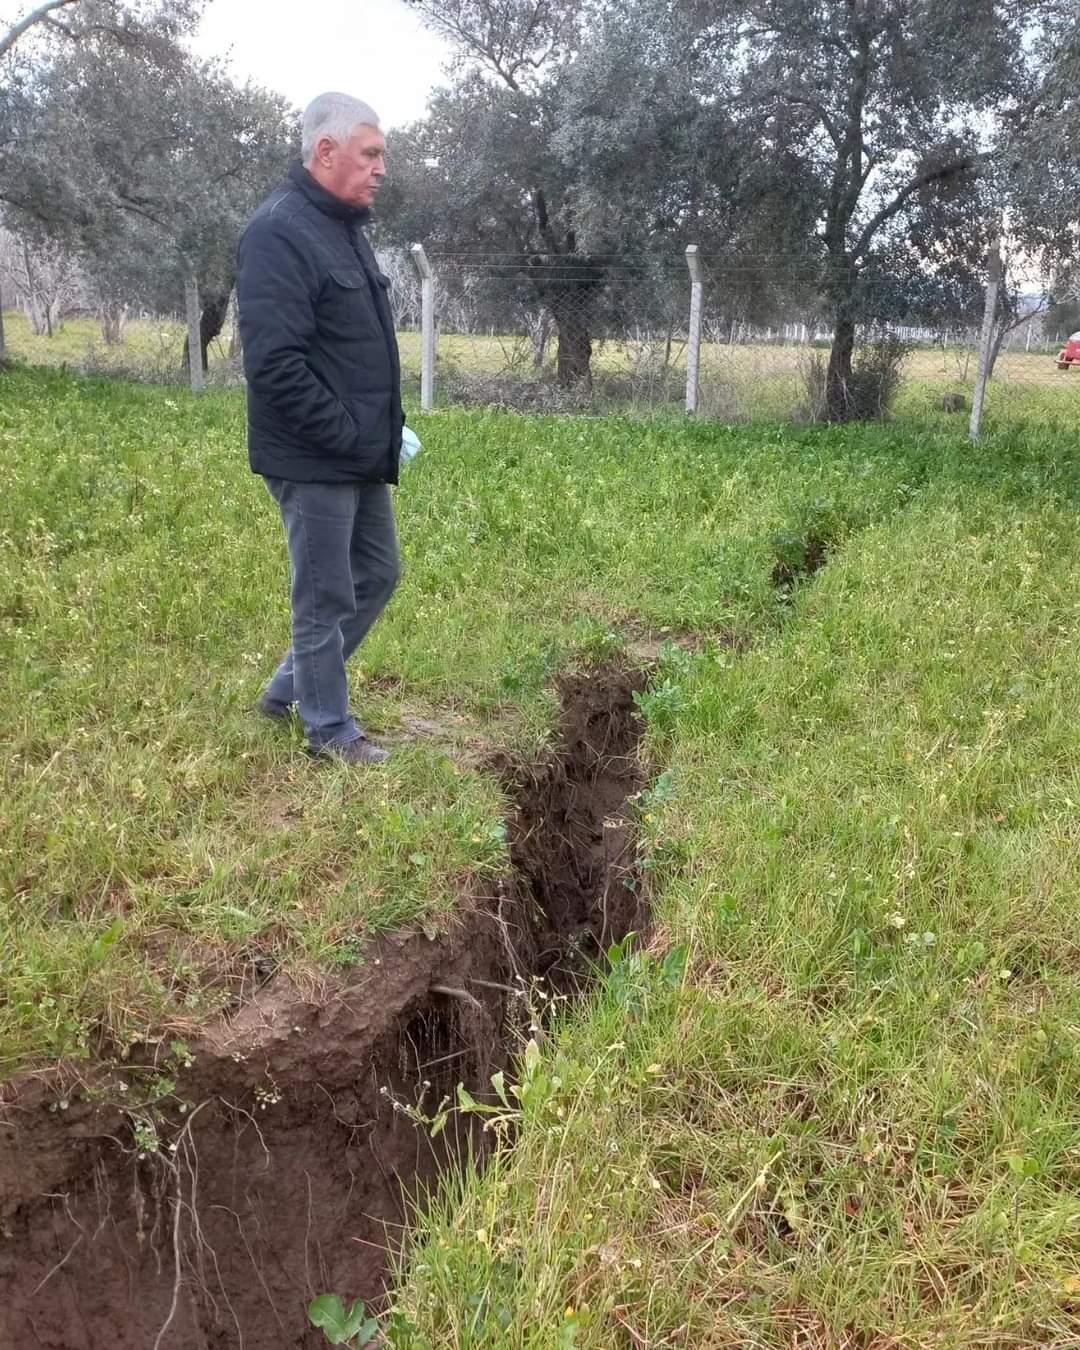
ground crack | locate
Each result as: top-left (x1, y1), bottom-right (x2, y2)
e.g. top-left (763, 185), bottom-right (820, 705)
top-left (0, 664), bottom-right (656, 1349)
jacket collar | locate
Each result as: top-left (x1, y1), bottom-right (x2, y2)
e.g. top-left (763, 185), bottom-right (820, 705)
top-left (287, 161), bottom-right (372, 226)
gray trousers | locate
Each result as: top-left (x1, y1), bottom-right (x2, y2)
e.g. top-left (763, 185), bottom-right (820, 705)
top-left (263, 477), bottom-right (399, 749)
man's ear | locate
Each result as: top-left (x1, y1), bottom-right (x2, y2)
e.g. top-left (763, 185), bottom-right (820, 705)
top-left (313, 134), bottom-right (336, 168)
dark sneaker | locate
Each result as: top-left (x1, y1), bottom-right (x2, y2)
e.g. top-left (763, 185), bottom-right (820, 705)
top-left (256, 693), bottom-right (293, 721)
top-left (322, 736), bottom-right (390, 765)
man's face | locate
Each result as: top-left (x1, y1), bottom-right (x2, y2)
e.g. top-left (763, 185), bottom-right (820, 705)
top-left (315, 124), bottom-right (386, 208)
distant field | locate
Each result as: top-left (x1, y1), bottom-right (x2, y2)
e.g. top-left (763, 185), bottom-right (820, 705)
top-left (412, 329), bottom-right (1080, 429)
top-left (416, 330), bottom-right (1066, 382)
top-left (6, 310), bottom-right (1078, 428)
top-left (3, 311), bottom-right (199, 373)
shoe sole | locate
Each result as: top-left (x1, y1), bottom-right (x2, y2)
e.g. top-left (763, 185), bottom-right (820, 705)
top-left (310, 742), bottom-right (389, 765)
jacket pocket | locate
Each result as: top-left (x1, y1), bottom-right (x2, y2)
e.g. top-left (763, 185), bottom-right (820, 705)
top-left (330, 268), bottom-right (367, 289)
top-left (320, 269), bottom-right (378, 337)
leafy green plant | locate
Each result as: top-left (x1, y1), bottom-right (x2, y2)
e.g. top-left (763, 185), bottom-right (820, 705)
top-left (636, 770), bottom-right (676, 810)
top-left (570, 615), bottom-right (624, 664)
top-left (10, 360), bottom-right (1080, 1349)
top-left (307, 1294), bottom-right (379, 1347)
top-left (632, 678), bottom-right (684, 732)
top-left (456, 1036), bottom-right (554, 1133)
top-left (604, 933), bottom-right (688, 1012)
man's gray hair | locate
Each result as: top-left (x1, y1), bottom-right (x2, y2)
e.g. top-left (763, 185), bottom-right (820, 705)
top-left (302, 92), bottom-right (381, 161)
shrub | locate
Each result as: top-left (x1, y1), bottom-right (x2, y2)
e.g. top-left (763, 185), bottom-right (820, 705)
top-left (801, 332), bottom-right (912, 422)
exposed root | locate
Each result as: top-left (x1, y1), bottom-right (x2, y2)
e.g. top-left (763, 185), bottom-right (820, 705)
top-left (152, 1100), bottom-right (211, 1350)
top-left (429, 984), bottom-right (484, 1010)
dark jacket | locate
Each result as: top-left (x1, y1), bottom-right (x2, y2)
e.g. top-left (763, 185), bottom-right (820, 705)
top-left (236, 162), bottom-right (403, 484)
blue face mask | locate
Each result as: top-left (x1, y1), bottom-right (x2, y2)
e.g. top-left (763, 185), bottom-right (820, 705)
top-left (400, 425), bottom-right (422, 464)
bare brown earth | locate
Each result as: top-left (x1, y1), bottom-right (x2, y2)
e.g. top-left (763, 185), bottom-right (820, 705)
top-left (0, 668), bottom-right (649, 1350)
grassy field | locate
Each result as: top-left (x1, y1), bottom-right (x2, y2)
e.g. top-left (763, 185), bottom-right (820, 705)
top-left (2, 310), bottom-right (198, 375)
top-left (0, 358), bottom-right (836, 1074)
top-left (5, 357), bottom-right (1080, 1344)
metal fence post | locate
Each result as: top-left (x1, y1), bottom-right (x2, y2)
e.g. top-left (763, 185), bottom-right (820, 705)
top-left (969, 236), bottom-right (1002, 441)
top-left (410, 243), bottom-right (435, 412)
top-left (184, 272), bottom-right (204, 395)
top-left (685, 245), bottom-right (702, 413)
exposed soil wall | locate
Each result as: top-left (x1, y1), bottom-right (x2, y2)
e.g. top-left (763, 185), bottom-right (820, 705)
top-left (0, 669), bottom-right (649, 1350)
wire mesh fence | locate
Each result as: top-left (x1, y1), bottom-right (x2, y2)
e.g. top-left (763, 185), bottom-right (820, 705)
top-left (394, 249), bottom-right (692, 413)
top-left (390, 245), bottom-right (1080, 437)
top-left (5, 242), bottom-right (1074, 437)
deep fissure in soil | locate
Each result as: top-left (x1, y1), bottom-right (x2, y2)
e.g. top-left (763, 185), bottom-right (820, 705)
top-left (0, 667), bottom-right (648, 1350)
top-left (770, 530), bottom-right (833, 595)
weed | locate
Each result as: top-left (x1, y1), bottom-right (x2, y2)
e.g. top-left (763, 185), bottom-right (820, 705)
top-left (631, 679), bottom-right (684, 734)
top-left (570, 616), bottom-right (624, 664)
top-left (383, 413), bottom-right (1080, 1345)
top-left (307, 1294), bottom-right (379, 1347)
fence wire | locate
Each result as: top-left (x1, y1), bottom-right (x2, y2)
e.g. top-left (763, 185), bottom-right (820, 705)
top-left (386, 247), bottom-right (1080, 433)
top-left (6, 243), bottom-right (1073, 435)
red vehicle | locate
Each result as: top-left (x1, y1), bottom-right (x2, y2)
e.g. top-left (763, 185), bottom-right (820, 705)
top-left (1057, 332), bottom-right (1080, 370)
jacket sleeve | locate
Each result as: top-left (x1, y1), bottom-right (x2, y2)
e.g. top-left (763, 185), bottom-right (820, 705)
top-left (236, 217), bottom-right (358, 453)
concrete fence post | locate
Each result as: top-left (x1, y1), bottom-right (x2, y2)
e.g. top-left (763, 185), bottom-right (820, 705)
top-left (184, 272), bottom-right (203, 395)
top-left (685, 244), bottom-right (702, 414)
top-left (410, 243), bottom-right (435, 412)
top-left (969, 236), bottom-right (1002, 441)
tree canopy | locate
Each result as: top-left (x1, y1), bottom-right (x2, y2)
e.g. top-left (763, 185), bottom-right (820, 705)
top-left (387, 0), bottom-right (1076, 410)
top-left (1, 0), bottom-right (295, 366)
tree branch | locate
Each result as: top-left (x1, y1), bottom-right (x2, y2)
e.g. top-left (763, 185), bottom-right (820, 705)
top-left (738, 84), bottom-right (843, 148)
top-left (859, 151), bottom-right (881, 193)
top-left (531, 186), bottom-right (560, 254)
top-left (852, 154), bottom-right (979, 261)
top-left (41, 13), bottom-right (80, 38)
top-left (408, 0), bottom-right (523, 90)
top-left (0, 0), bottom-right (81, 61)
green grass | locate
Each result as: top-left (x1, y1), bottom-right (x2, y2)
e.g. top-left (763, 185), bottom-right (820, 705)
top-left (6, 359), bottom-right (1080, 1343)
top-left (382, 426), bottom-right (1080, 1342)
top-left (0, 361), bottom-right (854, 1072)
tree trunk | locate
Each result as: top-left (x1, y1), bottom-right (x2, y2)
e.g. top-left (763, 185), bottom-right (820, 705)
top-left (524, 190), bottom-right (597, 388)
top-left (550, 298), bottom-right (592, 388)
top-left (100, 303), bottom-right (128, 345)
top-left (531, 308), bottom-right (554, 370)
top-left (26, 299), bottom-right (48, 336)
top-left (825, 312), bottom-right (856, 420)
top-left (0, 288), bottom-right (6, 365)
top-left (182, 285), bottom-right (232, 373)
top-left (199, 287), bottom-right (231, 369)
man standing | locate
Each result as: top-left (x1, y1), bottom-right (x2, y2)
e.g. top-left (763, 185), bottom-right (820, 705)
top-left (237, 92), bottom-right (402, 764)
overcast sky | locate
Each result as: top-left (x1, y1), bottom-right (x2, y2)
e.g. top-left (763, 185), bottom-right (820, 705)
top-left (191, 0), bottom-right (453, 128)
